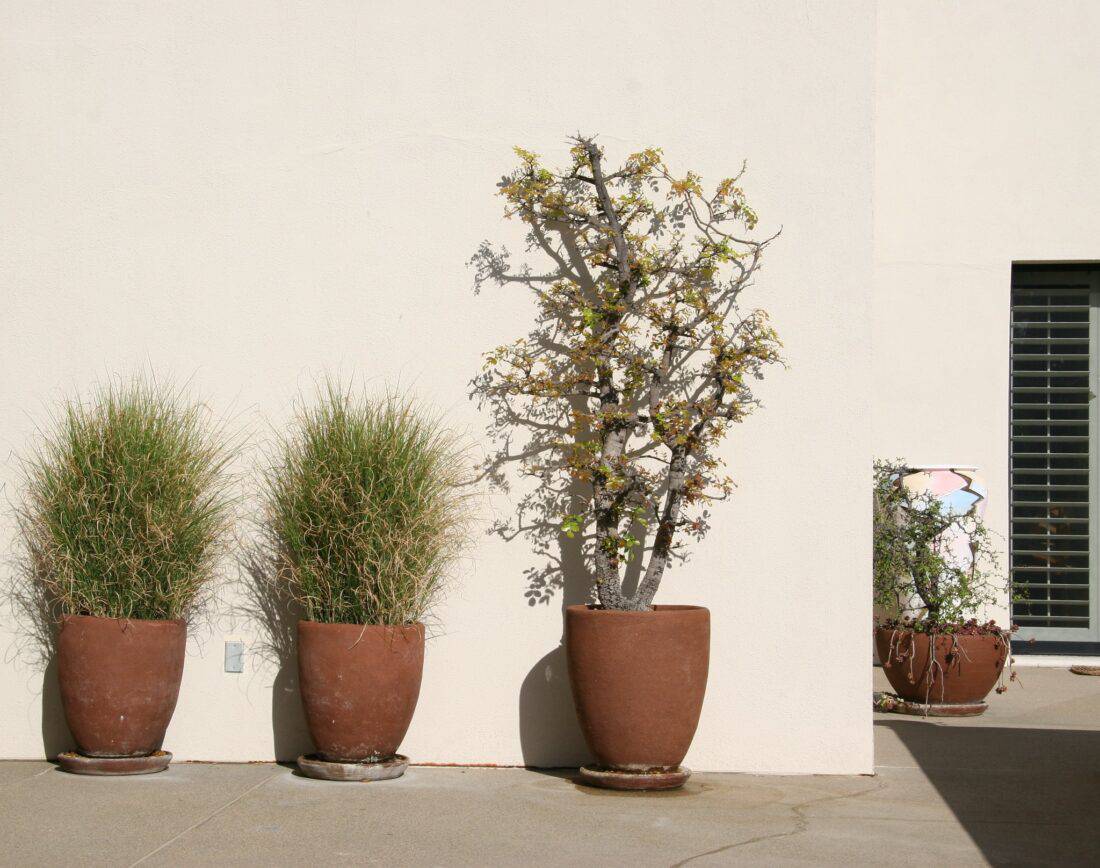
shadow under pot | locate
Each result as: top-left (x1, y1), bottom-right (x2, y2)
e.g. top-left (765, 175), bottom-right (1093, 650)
top-left (56, 614), bottom-right (186, 775)
top-left (875, 626), bottom-right (1009, 716)
top-left (296, 620), bottom-right (424, 781)
top-left (565, 604), bottom-right (709, 791)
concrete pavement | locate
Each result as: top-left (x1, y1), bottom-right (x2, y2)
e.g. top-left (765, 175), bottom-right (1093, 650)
top-left (0, 668), bottom-right (1096, 866)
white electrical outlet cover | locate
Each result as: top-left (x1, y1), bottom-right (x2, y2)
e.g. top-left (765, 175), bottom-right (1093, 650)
top-left (224, 640), bottom-right (245, 673)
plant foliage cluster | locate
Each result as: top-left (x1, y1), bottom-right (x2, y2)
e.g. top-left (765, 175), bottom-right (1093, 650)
top-left (873, 459), bottom-right (1008, 631)
top-left (264, 385), bottom-right (470, 626)
top-left (472, 136), bottom-right (782, 610)
top-left (18, 379), bottom-right (233, 622)
top-left (877, 616), bottom-right (1013, 638)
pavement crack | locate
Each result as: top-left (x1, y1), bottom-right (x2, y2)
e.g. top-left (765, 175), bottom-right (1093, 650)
top-left (0, 764), bottom-right (55, 795)
top-left (669, 780), bottom-right (886, 866)
top-left (128, 769), bottom-right (280, 866)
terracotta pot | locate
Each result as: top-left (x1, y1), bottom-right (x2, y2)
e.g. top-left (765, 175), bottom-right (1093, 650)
top-left (297, 620), bottom-right (425, 762)
top-left (57, 615), bottom-right (186, 758)
top-left (875, 626), bottom-right (1008, 706)
top-left (565, 604), bottom-right (709, 770)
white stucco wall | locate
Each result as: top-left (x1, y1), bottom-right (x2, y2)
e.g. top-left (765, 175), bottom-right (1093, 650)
top-left (873, 0), bottom-right (1100, 629)
top-left (0, 0), bottom-right (874, 773)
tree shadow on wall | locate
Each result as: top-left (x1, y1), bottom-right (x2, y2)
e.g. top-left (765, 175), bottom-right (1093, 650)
top-left (468, 239), bottom-right (612, 769)
top-left (514, 502), bottom-right (593, 768)
top-left (236, 538), bottom-right (313, 762)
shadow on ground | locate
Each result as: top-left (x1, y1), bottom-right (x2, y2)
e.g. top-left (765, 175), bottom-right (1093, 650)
top-left (880, 718), bottom-right (1100, 865)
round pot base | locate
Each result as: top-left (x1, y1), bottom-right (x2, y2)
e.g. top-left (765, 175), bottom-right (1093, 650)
top-left (296, 753), bottom-right (409, 782)
top-left (56, 750), bottom-right (172, 776)
top-left (875, 692), bottom-right (987, 717)
top-left (577, 764), bottom-right (690, 791)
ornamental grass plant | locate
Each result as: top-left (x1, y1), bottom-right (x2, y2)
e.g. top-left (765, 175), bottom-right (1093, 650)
top-left (18, 377), bottom-right (234, 623)
top-left (264, 384), bottom-right (470, 626)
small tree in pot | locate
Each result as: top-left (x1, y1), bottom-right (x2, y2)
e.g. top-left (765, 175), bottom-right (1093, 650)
top-left (263, 384), bottom-right (470, 781)
top-left (472, 137), bottom-right (782, 788)
top-left (15, 378), bottom-right (233, 774)
top-left (873, 460), bottom-right (1014, 715)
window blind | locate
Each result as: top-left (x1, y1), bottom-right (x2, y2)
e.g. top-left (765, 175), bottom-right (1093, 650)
top-left (1010, 266), bottom-right (1098, 639)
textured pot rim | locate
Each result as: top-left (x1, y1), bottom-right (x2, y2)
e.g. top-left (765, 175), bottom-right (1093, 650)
top-left (566, 604), bottom-right (709, 617)
top-left (61, 613), bottom-right (186, 628)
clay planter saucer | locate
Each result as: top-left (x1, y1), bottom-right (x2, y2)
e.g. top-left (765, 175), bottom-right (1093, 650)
top-left (577, 764), bottom-right (691, 790)
top-left (874, 691), bottom-right (988, 717)
top-left (296, 753), bottom-right (409, 782)
top-left (566, 605), bottom-right (710, 792)
top-left (57, 750), bottom-right (172, 776)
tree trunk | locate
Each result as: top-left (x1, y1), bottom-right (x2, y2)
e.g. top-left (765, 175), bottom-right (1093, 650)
top-left (592, 423), bottom-right (632, 609)
top-left (634, 446), bottom-right (690, 609)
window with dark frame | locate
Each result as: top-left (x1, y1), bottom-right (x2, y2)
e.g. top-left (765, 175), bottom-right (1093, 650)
top-left (1011, 264), bottom-right (1100, 649)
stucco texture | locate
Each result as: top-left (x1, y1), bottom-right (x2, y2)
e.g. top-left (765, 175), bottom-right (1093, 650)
top-left (872, 0), bottom-right (1100, 629)
top-left (0, 0), bottom-right (874, 772)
